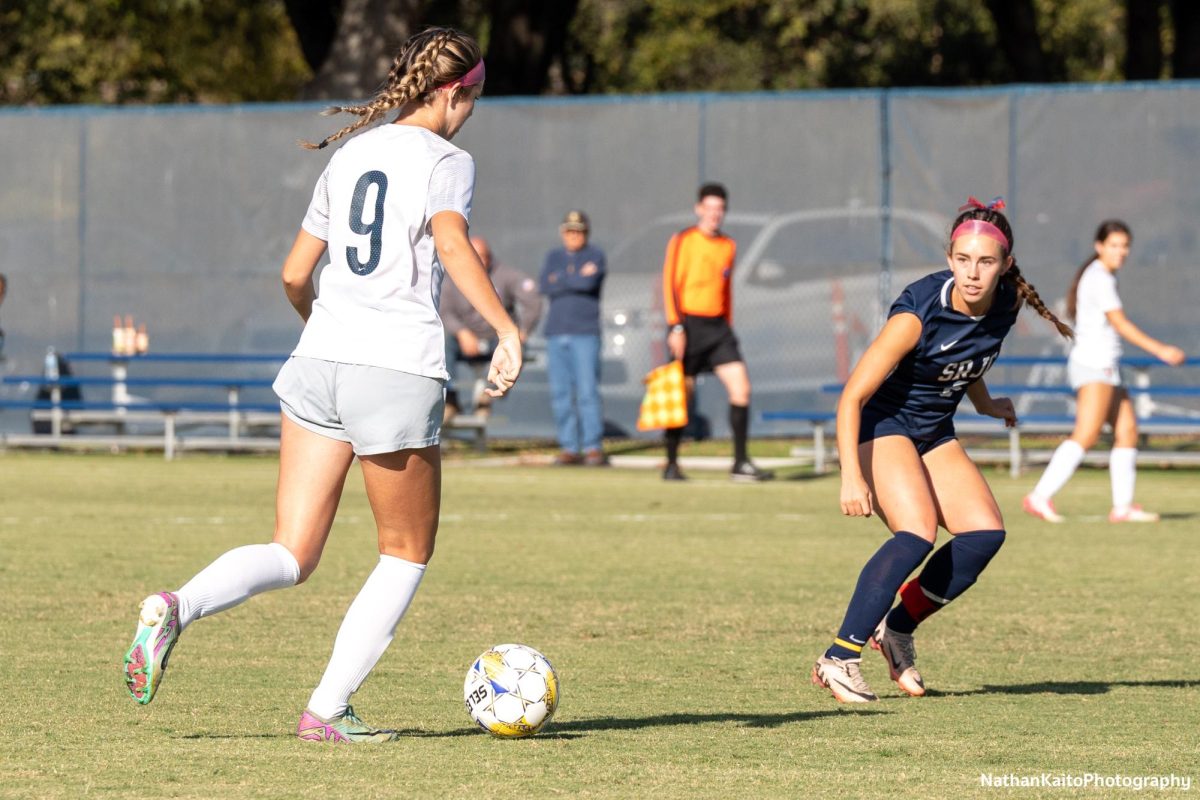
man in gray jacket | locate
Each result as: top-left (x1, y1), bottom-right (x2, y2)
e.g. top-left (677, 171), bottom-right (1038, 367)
top-left (443, 236), bottom-right (542, 420)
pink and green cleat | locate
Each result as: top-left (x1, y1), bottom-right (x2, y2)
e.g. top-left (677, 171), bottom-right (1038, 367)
top-left (123, 592), bottom-right (181, 705)
top-left (297, 706), bottom-right (399, 743)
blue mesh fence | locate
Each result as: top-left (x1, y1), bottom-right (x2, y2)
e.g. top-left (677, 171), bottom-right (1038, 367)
top-left (1, 83), bottom-right (1197, 437)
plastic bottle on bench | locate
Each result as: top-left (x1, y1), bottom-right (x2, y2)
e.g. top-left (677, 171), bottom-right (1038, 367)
top-left (123, 315), bottom-right (136, 356)
top-left (44, 346), bottom-right (59, 381)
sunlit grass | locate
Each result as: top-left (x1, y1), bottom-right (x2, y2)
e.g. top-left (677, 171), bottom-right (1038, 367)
top-left (2, 452), bottom-right (1197, 798)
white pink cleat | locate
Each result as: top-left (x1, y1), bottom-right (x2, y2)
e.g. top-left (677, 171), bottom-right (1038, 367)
top-left (1022, 493), bottom-right (1065, 523)
top-left (1109, 504), bottom-right (1160, 523)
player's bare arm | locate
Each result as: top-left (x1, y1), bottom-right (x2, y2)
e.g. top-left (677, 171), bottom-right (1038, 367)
top-left (836, 312), bottom-right (922, 517)
top-left (280, 229), bottom-right (328, 322)
top-left (432, 211), bottom-right (522, 395)
top-left (1106, 308), bottom-right (1186, 365)
top-left (967, 379), bottom-right (1016, 427)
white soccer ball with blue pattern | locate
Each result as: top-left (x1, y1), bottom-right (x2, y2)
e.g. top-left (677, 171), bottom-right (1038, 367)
top-left (463, 643), bottom-right (559, 738)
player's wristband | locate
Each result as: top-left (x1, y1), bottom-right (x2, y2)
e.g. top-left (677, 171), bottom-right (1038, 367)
top-left (669, 324), bottom-right (685, 334)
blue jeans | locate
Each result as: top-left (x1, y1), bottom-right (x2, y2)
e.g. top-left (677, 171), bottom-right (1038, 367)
top-left (547, 334), bottom-right (603, 453)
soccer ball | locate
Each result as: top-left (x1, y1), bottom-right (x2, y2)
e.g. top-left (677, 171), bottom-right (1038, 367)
top-left (463, 643), bottom-right (559, 738)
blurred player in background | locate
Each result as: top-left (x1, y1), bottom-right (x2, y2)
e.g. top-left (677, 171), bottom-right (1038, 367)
top-left (1023, 220), bottom-right (1187, 524)
top-left (122, 27), bottom-right (522, 743)
top-left (813, 199), bottom-right (1072, 703)
top-left (442, 235), bottom-right (541, 421)
top-left (661, 182), bottom-right (771, 482)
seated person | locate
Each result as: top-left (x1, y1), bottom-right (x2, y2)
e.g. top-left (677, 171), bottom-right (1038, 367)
top-left (442, 236), bottom-right (541, 420)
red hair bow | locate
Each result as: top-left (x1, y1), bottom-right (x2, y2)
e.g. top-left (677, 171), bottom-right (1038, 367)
top-left (959, 196), bottom-right (1006, 212)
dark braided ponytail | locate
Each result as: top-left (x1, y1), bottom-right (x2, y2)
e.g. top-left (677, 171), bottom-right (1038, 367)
top-left (302, 27), bottom-right (482, 151)
top-left (1006, 263), bottom-right (1073, 339)
top-left (949, 202), bottom-right (1073, 340)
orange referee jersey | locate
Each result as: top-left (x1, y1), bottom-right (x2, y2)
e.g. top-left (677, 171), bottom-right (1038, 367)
top-left (662, 227), bottom-right (736, 325)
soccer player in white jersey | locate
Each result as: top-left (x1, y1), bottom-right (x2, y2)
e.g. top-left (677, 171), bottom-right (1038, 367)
top-left (122, 27), bottom-right (522, 743)
top-left (1023, 220), bottom-right (1186, 524)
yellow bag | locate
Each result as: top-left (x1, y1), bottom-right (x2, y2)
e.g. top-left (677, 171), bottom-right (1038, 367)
top-left (637, 360), bottom-right (688, 431)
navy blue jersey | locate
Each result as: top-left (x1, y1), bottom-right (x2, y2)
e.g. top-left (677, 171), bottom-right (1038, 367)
top-left (863, 270), bottom-right (1020, 439)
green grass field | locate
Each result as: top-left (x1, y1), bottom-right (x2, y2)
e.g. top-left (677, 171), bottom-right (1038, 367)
top-left (3, 452), bottom-right (1198, 798)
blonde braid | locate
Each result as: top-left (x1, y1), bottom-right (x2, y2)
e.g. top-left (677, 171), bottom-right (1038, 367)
top-left (393, 29), bottom-right (456, 107)
top-left (302, 29), bottom-right (458, 151)
top-left (1006, 262), bottom-right (1073, 339)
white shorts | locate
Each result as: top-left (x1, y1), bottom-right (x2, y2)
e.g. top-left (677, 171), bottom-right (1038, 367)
top-left (273, 356), bottom-right (444, 455)
top-left (1067, 356), bottom-right (1125, 391)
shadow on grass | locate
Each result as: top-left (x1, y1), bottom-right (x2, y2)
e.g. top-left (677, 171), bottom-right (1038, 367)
top-left (776, 470), bottom-right (832, 483)
top-left (1159, 512), bottom-right (1197, 521)
top-left (405, 708), bottom-right (879, 739)
top-left (552, 708), bottom-right (866, 731)
top-left (180, 733), bottom-right (293, 740)
top-left (927, 679), bottom-right (1200, 698)
top-left (178, 709), bottom-right (882, 741)
top-left (401, 727), bottom-right (585, 740)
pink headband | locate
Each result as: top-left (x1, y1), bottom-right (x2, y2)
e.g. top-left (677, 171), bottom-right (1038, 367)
top-left (951, 195), bottom-right (1009, 250)
top-left (439, 60), bottom-right (485, 91)
top-left (951, 219), bottom-right (1010, 251)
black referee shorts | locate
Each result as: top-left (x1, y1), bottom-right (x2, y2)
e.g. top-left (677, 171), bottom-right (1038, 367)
top-left (679, 315), bottom-right (744, 377)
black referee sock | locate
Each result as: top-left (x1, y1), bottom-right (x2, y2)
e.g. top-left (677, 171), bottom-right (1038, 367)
top-left (665, 427), bottom-right (683, 466)
top-left (730, 404), bottom-right (749, 464)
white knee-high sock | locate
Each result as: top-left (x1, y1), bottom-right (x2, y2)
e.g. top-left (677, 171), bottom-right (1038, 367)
top-left (176, 542), bottom-right (300, 629)
top-left (1110, 447), bottom-right (1138, 510)
top-left (1032, 440), bottom-right (1086, 499)
top-left (306, 555), bottom-right (426, 719)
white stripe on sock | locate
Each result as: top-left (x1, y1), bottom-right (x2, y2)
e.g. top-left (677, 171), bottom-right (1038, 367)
top-left (306, 555), bottom-right (426, 720)
top-left (920, 585), bottom-right (950, 605)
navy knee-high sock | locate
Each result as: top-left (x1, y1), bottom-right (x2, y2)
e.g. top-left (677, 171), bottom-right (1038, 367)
top-left (826, 532), bottom-right (933, 660)
top-left (886, 529), bottom-right (1006, 634)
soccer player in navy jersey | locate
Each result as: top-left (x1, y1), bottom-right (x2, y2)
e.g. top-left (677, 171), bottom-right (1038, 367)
top-left (811, 199), bottom-right (1073, 703)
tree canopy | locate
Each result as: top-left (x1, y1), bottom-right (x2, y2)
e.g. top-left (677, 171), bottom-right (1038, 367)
top-left (1, 0), bottom-right (1195, 105)
top-left (0, 0), bottom-right (311, 104)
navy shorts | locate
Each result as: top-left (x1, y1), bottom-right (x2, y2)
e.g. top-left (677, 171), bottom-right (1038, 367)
top-left (859, 409), bottom-right (956, 456)
top-left (679, 315), bottom-right (744, 377)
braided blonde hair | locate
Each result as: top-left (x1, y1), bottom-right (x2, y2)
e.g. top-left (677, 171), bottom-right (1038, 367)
top-left (302, 27), bottom-right (482, 151)
top-left (949, 205), bottom-right (1074, 340)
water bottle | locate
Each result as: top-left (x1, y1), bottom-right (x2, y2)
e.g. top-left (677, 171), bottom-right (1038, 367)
top-left (44, 346), bottom-right (60, 381)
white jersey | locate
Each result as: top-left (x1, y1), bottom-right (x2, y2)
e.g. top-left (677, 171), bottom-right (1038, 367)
top-left (293, 124), bottom-right (475, 379)
top-left (1070, 259), bottom-right (1123, 369)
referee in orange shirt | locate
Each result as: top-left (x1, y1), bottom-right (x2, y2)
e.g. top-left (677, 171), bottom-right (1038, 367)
top-left (662, 183), bottom-right (772, 482)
